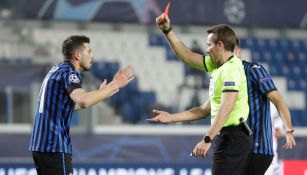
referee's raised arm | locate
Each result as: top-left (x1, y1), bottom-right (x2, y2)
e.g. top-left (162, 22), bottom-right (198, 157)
top-left (156, 13), bottom-right (205, 71)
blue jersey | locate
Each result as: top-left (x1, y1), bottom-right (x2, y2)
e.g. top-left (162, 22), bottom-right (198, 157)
top-left (243, 61), bottom-right (277, 156)
top-left (29, 60), bottom-right (82, 154)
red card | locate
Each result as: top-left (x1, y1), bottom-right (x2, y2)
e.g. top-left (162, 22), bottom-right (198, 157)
top-left (164, 0), bottom-right (171, 17)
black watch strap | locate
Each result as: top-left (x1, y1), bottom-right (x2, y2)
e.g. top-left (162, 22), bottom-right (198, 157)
top-left (162, 27), bottom-right (172, 35)
top-left (203, 136), bottom-right (212, 143)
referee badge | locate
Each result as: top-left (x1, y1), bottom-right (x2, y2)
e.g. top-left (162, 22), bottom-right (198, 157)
top-left (224, 81), bottom-right (235, 86)
top-left (69, 74), bottom-right (80, 84)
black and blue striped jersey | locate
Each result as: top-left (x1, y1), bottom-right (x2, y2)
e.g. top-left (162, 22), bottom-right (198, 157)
top-left (29, 60), bottom-right (82, 154)
top-left (243, 61), bottom-right (277, 156)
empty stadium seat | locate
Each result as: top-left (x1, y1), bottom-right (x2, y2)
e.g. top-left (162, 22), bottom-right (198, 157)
top-left (23, 29), bottom-right (307, 125)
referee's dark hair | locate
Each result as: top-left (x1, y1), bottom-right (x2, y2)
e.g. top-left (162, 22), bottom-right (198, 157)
top-left (207, 24), bottom-right (237, 52)
top-left (62, 35), bottom-right (90, 59)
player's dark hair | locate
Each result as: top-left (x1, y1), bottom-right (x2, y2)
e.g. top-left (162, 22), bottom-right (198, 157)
top-left (62, 35), bottom-right (90, 59)
top-left (207, 24), bottom-right (237, 52)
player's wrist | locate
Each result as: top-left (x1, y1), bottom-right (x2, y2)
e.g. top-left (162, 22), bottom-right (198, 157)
top-left (109, 80), bottom-right (120, 90)
top-left (286, 129), bottom-right (294, 134)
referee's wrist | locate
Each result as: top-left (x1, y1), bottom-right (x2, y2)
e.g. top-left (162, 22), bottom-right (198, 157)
top-left (162, 26), bottom-right (172, 35)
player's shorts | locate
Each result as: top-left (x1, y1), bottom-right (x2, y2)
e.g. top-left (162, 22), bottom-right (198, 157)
top-left (32, 151), bottom-right (73, 175)
top-left (244, 154), bottom-right (274, 175)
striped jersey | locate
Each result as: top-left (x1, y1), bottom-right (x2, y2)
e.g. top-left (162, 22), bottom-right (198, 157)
top-left (29, 60), bottom-right (82, 154)
top-left (243, 61), bottom-right (277, 156)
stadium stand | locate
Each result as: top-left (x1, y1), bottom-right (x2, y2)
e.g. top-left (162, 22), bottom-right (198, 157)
top-left (1, 0), bottom-right (307, 173)
top-left (0, 24), bottom-right (306, 126)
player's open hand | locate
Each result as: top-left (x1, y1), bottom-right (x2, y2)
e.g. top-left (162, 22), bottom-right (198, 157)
top-left (122, 65), bottom-right (135, 83)
top-left (99, 79), bottom-right (108, 89)
top-left (156, 13), bottom-right (171, 31)
top-left (113, 66), bottom-right (135, 88)
top-left (283, 132), bottom-right (296, 150)
top-left (147, 109), bottom-right (174, 123)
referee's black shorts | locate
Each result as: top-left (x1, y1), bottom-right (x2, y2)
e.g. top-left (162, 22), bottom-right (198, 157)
top-left (212, 125), bottom-right (253, 175)
top-left (32, 151), bottom-right (73, 175)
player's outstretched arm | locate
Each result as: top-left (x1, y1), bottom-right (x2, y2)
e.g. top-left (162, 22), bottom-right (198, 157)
top-left (267, 91), bottom-right (296, 149)
top-left (74, 79), bottom-right (108, 111)
top-left (156, 13), bottom-right (205, 71)
top-left (147, 99), bottom-right (211, 123)
top-left (71, 65), bottom-right (135, 109)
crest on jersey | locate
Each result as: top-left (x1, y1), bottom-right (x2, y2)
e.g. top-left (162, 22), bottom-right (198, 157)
top-left (69, 74), bottom-right (80, 84)
top-left (224, 81), bottom-right (236, 86)
top-left (260, 77), bottom-right (270, 84)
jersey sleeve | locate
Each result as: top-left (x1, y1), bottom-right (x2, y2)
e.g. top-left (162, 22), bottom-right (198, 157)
top-left (220, 65), bottom-right (241, 92)
top-left (249, 64), bottom-right (277, 94)
top-left (203, 55), bottom-right (218, 72)
top-left (64, 71), bottom-right (82, 94)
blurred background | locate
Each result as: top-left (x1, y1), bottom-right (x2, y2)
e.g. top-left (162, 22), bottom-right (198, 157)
top-left (0, 0), bottom-right (306, 174)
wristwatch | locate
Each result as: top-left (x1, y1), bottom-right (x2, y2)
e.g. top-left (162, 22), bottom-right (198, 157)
top-left (162, 26), bottom-right (173, 35)
top-left (286, 129), bottom-right (294, 134)
top-left (203, 136), bottom-right (212, 143)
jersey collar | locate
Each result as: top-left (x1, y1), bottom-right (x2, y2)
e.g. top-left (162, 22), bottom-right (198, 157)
top-left (227, 55), bottom-right (234, 62)
top-left (64, 60), bottom-right (76, 70)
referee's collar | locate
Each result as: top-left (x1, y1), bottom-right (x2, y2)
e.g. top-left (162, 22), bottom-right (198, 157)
top-left (64, 60), bottom-right (76, 70)
top-left (227, 55), bottom-right (234, 62)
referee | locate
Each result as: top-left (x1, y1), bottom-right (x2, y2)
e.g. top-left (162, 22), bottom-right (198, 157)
top-left (151, 12), bottom-right (296, 174)
top-left (29, 35), bottom-right (134, 175)
top-left (155, 14), bottom-right (253, 175)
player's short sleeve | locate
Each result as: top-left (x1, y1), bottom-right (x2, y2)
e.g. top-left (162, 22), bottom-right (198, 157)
top-left (64, 71), bottom-right (82, 94)
top-left (203, 55), bottom-right (218, 72)
top-left (249, 64), bottom-right (277, 94)
top-left (221, 65), bottom-right (241, 92)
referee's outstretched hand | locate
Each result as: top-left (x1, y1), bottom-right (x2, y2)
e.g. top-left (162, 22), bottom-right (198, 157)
top-left (156, 13), bottom-right (171, 31)
top-left (147, 110), bottom-right (174, 123)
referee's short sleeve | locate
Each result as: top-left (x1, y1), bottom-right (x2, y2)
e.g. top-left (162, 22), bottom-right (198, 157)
top-left (64, 71), bottom-right (82, 95)
top-left (249, 64), bottom-right (277, 94)
top-left (221, 65), bottom-right (240, 92)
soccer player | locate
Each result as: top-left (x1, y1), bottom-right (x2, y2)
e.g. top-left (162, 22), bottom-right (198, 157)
top-left (153, 14), bottom-right (253, 175)
top-left (149, 13), bottom-right (296, 175)
top-left (29, 35), bottom-right (134, 175)
top-left (265, 102), bottom-right (283, 175)
top-left (234, 39), bottom-right (295, 175)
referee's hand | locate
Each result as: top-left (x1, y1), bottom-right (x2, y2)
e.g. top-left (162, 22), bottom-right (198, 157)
top-left (147, 110), bottom-right (174, 123)
top-left (192, 140), bottom-right (211, 157)
top-left (156, 13), bottom-right (171, 31)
